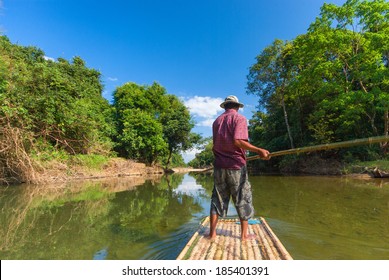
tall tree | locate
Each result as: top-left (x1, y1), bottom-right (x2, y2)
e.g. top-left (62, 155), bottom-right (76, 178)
top-left (245, 0), bottom-right (389, 168)
top-left (298, 0), bottom-right (389, 145)
top-left (247, 39), bottom-right (296, 149)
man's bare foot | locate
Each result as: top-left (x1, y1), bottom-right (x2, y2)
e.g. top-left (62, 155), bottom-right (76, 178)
top-left (205, 233), bottom-right (216, 240)
top-left (205, 235), bottom-right (216, 240)
top-left (241, 233), bottom-right (256, 241)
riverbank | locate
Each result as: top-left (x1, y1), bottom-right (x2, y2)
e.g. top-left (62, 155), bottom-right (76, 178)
top-left (2, 154), bottom-right (387, 185)
top-left (277, 156), bottom-right (389, 178)
top-left (34, 157), bottom-right (165, 183)
top-left (2, 157), bottom-right (208, 185)
top-left (0, 157), bottom-right (164, 185)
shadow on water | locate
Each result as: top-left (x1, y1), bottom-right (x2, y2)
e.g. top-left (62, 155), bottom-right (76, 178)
top-left (0, 173), bottom-right (388, 260)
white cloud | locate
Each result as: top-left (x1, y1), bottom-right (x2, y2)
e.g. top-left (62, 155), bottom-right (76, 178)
top-left (197, 118), bottom-right (215, 127)
top-left (184, 96), bottom-right (223, 119)
top-left (181, 147), bottom-right (201, 163)
top-left (107, 77), bottom-right (118, 82)
top-left (43, 56), bottom-right (55, 62)
top-left (183, 96), bottom-right (224, 128)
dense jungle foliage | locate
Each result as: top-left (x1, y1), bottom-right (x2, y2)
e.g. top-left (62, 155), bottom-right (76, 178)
top-left (0, 36), bottom-right (198, 183)
top-left (189, 0), bottom-right (389, 170)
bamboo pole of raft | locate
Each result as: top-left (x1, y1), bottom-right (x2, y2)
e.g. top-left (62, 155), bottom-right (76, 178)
top-left (233, 221), bottom-right (241, 260)
top-left (199, 237), bottom-right (209, 260)
top-left (250, 226), bottom-right (261, 259)
top-left (177, 217), bottom-right (209, 260)
top-left (225, 220), bottom-right (233, 259)
top-left (260, 217), bottom-right (293, 260)
top-left (246, 235), bottom-right (255, 260)
top-left (206, 235), bottom-right (217, 260)
top-left (221, 221), bottom-right (229, 260)
top-left (251, 225), bottom-right (263, 260)
top-left (256, 222), bottom-right (277, 260)
top-left (245, 225), bottom-right (255, 260)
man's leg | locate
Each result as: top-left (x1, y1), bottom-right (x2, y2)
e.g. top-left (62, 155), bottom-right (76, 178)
top-left (240, 219), bottom-right (256, 241)
top-left (230, 166), bottom-right (256, 241)
top-left (208, 168), bottom-right (228, 239)
top-left (207, 213), bottom-right (219, 239)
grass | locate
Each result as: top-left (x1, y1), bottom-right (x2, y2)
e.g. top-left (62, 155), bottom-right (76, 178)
top-left (70, 154), bottom-right (110, 170)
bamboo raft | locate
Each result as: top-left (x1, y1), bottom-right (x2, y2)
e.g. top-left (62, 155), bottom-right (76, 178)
top-left (177, 217), bottom-right (293, 260)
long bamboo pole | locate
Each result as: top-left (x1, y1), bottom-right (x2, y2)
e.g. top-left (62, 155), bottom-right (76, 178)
top-left (251, 135), bottom-right (389, 160)
top-left (200, 135), bottom-right (389, 172)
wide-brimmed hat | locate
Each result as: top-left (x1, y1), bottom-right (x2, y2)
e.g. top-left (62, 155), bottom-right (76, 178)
top-left (220, 95), bottom-right (244, 108)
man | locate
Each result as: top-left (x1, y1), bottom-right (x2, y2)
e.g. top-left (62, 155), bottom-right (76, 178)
top-left (208, 95), bottom-right (270, 241)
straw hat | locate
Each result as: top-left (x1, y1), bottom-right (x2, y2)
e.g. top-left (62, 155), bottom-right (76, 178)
top-left (220, 95), bottom-right (244, 108)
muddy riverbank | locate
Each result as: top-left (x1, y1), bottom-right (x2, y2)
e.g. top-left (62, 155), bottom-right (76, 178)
top-left (2, 155), bottom-right (387, 185)
top-left (7, 158), bottom-right (207, 185)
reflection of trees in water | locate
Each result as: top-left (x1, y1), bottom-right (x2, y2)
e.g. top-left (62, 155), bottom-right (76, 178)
top-left (161, 173), bottom-right (185, 191)
top-left (0, 175), bottom-right (204, 259)
top-left (0, 182), bottom-right (114, 258)
top-left (108, 175), bottom-right (202, 240)
top-left (0, 185), bottom-right (38, 252)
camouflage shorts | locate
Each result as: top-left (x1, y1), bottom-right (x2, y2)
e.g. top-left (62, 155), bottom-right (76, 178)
top-left (210, 165), bottom-right (254, 220)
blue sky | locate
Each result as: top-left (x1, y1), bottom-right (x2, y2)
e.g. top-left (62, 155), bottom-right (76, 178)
top-left (0, 0), bottom-right (346, 161)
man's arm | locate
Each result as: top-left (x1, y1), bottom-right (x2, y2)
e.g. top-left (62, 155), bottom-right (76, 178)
top-left (233, 139), bottom-right (271, 160)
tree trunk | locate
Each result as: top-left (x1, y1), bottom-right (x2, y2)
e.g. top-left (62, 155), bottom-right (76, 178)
top-left (382, 109), bottom-right (388, 154)
top-left (281, 93), bottom-right (295, 149)
top-left (365, 111), bottom-right (379, 136)
top-left (165, 149), bottom-right (173, 170)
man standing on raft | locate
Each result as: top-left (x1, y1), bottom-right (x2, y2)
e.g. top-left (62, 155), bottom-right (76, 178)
top-left (208, 95), bottom-right (271, 241)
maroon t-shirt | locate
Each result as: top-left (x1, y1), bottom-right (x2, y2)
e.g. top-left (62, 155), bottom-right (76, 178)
top-left (212, 109), bottom-right (248, 169)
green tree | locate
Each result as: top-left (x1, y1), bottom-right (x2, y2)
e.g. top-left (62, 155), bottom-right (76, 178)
top-left (247, 0), bottom-right (389, 169)
top-left (0, 35), bottom-right (115, 182)
top-left (188, 137), bottom-right (214, 168)
top-left (300, 0), bottom-right (389, 146)
top-left (113, 82), bottom-right (200, 166)
top-left (117, 108), bottom-right (167, 164)
top-left (247, 39), bottom-right (296, 149)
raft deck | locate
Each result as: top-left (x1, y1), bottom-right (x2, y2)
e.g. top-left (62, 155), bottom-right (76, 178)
top-left (177, 217), bottom-right (293, 260)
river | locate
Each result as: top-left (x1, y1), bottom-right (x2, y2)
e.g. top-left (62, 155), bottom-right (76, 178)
top-left (0, 173), bottom-right (388, 260)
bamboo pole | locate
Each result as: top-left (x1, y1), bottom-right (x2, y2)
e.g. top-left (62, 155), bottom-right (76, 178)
top-left (176, 217), bottom-right (209, 260)
top-left (256, 222), bottom-right (276, 260)
top-left (233, 221), bottom-right (241, 260)
top-left (200, 135), bottom-right (389, 172)
top-left (260, 217), bottom-right (293, 260)
top-left (252, 135), bottom-right (389, 160)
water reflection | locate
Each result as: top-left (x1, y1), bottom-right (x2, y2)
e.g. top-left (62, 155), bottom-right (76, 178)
top-left (0, 174), bottom-right (205, 259)
top-left (0, 173), bottom-right (388, 260)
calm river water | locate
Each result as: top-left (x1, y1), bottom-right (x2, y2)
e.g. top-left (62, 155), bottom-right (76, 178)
top-left (1, 173), bottom-right (388, 260)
